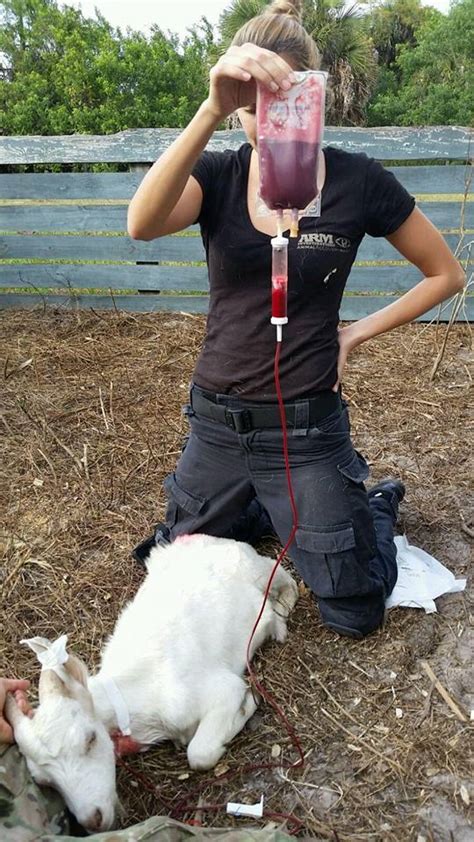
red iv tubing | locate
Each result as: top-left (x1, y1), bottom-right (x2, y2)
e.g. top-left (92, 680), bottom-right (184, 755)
top-left (116, 236), bottom-right (304, 832)
top-left (245, 334), bottom-right (303, 770)
top-left (244, 231), bottom-right (304, 772)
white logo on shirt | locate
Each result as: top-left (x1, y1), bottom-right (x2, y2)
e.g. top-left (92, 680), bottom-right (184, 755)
top-left (298, 233), bottom-right (352, 251)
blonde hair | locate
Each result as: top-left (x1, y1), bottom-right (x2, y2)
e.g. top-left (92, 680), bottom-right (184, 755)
top-left (231, 0), bottom-right (320, 71)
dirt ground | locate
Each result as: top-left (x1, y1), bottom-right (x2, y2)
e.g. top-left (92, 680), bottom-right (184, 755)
top-left (0, 310), bottom-right (472, 841)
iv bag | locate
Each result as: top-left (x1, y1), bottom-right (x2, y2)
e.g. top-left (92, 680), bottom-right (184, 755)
top-left (256, 71), bottom-right (327, 215)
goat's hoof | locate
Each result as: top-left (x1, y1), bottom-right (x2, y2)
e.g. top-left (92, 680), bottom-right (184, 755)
top-left (272, 615), bottom-right (288, 643)
top-left (277, 584), bottom-right (298, 615)
top-left (187, 746), bottom-right (223, 771)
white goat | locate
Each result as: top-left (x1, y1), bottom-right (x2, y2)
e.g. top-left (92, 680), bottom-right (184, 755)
top-left (7, 534), bottom-right (298, 833)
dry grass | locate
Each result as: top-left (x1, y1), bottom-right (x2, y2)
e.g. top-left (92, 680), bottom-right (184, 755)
top-left (1, 309), bottom-right (472, 841)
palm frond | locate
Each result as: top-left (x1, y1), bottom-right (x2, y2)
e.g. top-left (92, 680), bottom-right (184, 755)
top-left (217, 0), bottom-right (377, 123)
top-left (219, 0), bottom-right (268, 46)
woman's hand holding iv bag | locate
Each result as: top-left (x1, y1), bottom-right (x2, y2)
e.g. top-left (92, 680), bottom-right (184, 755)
top-left (205, 44), bottom-right (297, 120)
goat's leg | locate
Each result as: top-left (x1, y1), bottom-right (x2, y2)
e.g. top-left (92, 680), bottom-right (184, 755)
top-left (4, 692), bottom-right (22, 729)
top-left (3, 691), bottom-right (33, 749)
top-left (251, 552), bottom-right (298, 618)
top-left (186, 678), bottom-right (258, 770)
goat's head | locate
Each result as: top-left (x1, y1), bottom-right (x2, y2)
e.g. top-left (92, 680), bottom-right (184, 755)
top-left (6, 635), bottom-right (117, 833)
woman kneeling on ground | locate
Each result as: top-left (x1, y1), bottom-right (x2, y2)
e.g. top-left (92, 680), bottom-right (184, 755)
top-left (128, 0), bottom-right (464, 638)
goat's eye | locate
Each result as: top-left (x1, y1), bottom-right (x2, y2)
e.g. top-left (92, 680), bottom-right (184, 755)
top-left (85, 732), bottom-right (97, 753)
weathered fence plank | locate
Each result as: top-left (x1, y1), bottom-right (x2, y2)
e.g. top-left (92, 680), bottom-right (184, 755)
top-left (0, 263), bottom-right (427, 293)
top-left (1, 172), bottom-right (145, 199)
top-left (0, 293), bottom-right (209, 312)
top-left (1, 233), bottom-right (466, 263)
top-left (0, 264), bottom-right (208, 290)
top-left (1, 165), bottom-right (471, 199)
top-left (1, 291), bottom-right (470, 322)
top-left (2, 200), bottom-right (471, 232)
top-left (1, 127), bottom-right (472, 164)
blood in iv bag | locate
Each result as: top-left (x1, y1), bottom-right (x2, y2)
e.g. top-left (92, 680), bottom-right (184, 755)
top-left (257, 72), bottom-right (326, 212)
top-left (259, 139), bottom-right (321, 210)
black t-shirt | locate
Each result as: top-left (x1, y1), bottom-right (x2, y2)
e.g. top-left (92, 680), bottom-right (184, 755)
top-left (191, 143), bottom-right (415, 401)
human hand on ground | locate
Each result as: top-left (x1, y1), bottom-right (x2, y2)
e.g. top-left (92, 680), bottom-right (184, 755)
top-left (0, 678), bottom-right (31, 744)
top-left (205, 43), bottom-right (296, 120)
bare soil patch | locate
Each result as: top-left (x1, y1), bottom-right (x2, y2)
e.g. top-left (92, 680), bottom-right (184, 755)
top-left (1, 310), bottom-right (472, 841)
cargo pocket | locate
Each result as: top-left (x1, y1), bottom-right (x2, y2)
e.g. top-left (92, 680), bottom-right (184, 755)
top-left (163, 472), bottom-right (207, 528)
top-left (337, 450), bottom-right (378, 564)
top-left (296, 521), bottom-right (373, 598)
top-left (338, 449), bottom-right (369, 486)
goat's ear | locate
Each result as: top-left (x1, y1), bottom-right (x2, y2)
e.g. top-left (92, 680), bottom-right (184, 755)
top-left (22, 635), bottom-right (91, 709)
top-left (39, 668), bottom-right (72, 700)
top-left (21, 635), bottom-right (71, 701)
top-left (63, 654), bottom-right (94, 715)
top-left (38, 658), bottom-right (94, 715)
top-left (64, 653), bottom-right (89, 688)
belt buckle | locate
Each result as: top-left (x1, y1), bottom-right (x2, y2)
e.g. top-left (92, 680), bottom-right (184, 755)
top-left (226, 408), bottom-right (252, 433)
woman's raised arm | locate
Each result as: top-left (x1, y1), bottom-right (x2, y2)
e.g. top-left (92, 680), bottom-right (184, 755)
top-left (127, 102), bottom-right (219, 241)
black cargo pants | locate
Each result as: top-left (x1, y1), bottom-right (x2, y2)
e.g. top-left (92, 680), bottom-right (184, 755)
top-left (163, 384), bottom-right (398, 638)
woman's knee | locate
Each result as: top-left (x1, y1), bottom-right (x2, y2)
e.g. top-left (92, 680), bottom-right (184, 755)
top-left (290, 540), bottom-right (386, 637)
top-left (317, 592), bottom-right (385, 639)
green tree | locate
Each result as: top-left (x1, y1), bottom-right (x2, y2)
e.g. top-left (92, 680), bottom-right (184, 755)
top-left (0, 0), bottom-right (214, 134)
top-left (365, 0), bottom-right (439, 67)
top-left (367, 0), bottom-right (474, 125)
top-left (219, 0), bottom-right (378, 125)
top-left (362, 0), bottom-right (442, 125)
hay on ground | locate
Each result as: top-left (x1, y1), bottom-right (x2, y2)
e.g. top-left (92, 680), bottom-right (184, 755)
top-left (1, 310), bottom-right (472, 841)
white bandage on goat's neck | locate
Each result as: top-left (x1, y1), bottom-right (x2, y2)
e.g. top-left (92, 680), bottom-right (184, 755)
top-left (21, 635), bottom-right (70, 682)
top-left (97, 676), bottom-right (131, 736)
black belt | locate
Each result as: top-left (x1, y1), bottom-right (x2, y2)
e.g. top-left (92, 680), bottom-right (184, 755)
top-left (190, 388), bottom-right (342, 434)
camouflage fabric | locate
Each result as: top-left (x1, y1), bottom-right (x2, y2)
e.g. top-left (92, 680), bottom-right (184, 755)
top-left (0, 744), bottom-right (294, 842)
top-left (56, 823), bottom-right (296, 842)
top-left (0, 743), bottom-right (71, 841)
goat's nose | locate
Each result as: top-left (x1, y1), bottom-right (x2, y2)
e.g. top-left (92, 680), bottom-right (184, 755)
top-left (85, 808), bottom-right (103, 832)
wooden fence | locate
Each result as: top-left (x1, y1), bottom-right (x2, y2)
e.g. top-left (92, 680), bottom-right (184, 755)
top-left (0, 126), bottom-right (472, 320)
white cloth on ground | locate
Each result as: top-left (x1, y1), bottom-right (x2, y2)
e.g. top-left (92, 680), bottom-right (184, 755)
top-left (386, 534), bottom-right (467, 614)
